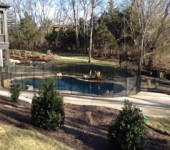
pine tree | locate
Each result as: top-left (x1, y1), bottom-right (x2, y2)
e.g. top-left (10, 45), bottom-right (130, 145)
top-left (19, 12), bottom-right (39, 49)
top-left (94, 23), bottom-right (117, 57)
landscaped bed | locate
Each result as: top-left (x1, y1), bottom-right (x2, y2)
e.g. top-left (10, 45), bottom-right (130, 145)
top-left (0, 97), bottom-right (170, 150)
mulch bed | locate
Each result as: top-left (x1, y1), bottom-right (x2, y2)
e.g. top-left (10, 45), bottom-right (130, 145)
top-left (0, 98), bottom-right (170, 150)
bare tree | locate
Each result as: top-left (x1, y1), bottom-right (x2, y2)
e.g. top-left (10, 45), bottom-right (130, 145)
top-left (70, 0), bottom-right (79, 48)
top-left (124, 0), bottom-right (170, 72)
top-left (80, 0), bottom-right (90, 53)
top-left (89, 0), bottom-right (95, 63)
top-left (88, 0), bottom-right (102, 63)
top-left (80, 0), bottom-right (89, 35)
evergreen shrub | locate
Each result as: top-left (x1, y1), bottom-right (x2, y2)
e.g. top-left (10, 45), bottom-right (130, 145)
top-left (108, 100), bottom-right (146, 150)
top-left (9, 82), bottom-right (20, 102)
top-left (31, 77), bottom-right (65, 130)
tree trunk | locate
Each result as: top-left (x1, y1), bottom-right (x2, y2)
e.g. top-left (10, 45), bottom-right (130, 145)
top-left (138, 34), bottom-right (145, 76)
top-left (83, 5), bottom-right (88, 53)
top-left (72, 0), bottom-right (79, 48)
top-left (89, 0), bottom-right (95, 63)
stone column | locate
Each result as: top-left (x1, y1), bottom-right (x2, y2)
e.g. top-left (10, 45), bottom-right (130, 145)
top-left (5, 49), bottom-right (9, 66)
top-left (4, 8), bottom-right (9, 66)
top-left (0, 49), bottom-right (3, 67)
top-left (0, 48), bottom-right (3, 87)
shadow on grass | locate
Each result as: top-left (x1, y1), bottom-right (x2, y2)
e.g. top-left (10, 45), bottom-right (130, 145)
top-left (147, 137), bottom-right (168, 150)
top-left (0, 104), bottom-right (31, 129)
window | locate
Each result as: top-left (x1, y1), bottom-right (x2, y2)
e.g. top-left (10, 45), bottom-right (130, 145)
top-left (0, 11), bottom-right (3, 34)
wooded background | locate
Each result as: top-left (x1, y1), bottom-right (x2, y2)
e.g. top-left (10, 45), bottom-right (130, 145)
top-left (6, 0), bottom-right (170, 70)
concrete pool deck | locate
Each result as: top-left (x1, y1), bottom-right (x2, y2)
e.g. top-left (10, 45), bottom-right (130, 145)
top-left (0, 88), bottom-right (170, 118)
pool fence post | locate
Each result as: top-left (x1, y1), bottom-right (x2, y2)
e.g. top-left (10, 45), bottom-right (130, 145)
top-left (100, 65), bottom-right (101, 75)
top-left (137, 75), bottom-right (141, 93)
top-left (57, 75), bottom-right (59, 92)
top-left (126, 77), bottom-right (128, 96)
top-left (51, 63), bottom-right (53, 75)
top-left (15, 63), bottom-right (16, 78)
top-left (43, 64), bottom-right (44, 77)
top-left (71, 75), bottom-right (73, 94)
top-left (24, 64), bottom-right (26, 78)
top-left (67, 64), bottom-right (69, 75)
top-left (6, 67), bottom-right (8, 82)
top-left (82, 64), bottom-right (84, 77)
top-left (10, 72), bottom-right (11, 82)
top-left (59, 63), bottom-right (60, 74)
top-left (97, 79), bottom-right (99, 96)
top-left (84, 77), bottom-right (85, 96)
top-left (33, 65), bottom-right (35, 92)
top-left (21, 73), bottom-right (23, 90)
top-left (112, 67), bottom-right (114, 79)
top-left (90, 64), bottom-right (93, 75)
top-left (112, 71), bottom-right (114, 97)
top-left (76, 64), bottom-right (77, 76)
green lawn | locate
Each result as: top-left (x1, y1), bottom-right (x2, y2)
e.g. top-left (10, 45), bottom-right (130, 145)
top-left (145, 117), bottom-right (170, 135)
top-left (0, 123), bottom-right (73, 150)
top-left (9, 50), bottom-right (131, 78)
top-left (55, 52), bottom-right (117, 66)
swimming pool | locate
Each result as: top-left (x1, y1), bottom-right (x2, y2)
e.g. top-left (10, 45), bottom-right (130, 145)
top-left (13, 76), bottom-right (125, 95)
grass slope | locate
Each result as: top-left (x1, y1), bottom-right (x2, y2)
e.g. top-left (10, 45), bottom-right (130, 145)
top-left (55, 52), bottom-right (118, 66)
top-left (145, 117), bottom-right (170, 135)
top-left (0, 123), bottom-right (73, 150)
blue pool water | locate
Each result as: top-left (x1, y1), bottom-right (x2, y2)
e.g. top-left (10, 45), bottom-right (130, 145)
top-left (13, 76), bottom-right (125, 95)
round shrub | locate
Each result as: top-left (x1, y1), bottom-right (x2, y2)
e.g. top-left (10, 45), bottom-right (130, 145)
top-left (108, 100), bottom-right (146, 150)
top-left (9, 82), bottom-right (20, 102)
top-left (31, 77), bottom-right (65, 130)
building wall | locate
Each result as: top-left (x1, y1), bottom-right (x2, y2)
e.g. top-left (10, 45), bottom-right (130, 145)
top-left (0, 4), bottom-right (10, 67)
top-left (0, 49), bottom-right (3, 67)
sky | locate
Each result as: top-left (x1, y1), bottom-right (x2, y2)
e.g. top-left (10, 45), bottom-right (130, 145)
top-left (4, 0), bottom-right (127, 25)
